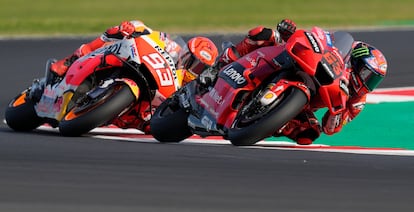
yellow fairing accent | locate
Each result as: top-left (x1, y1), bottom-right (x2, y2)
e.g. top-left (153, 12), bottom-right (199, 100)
top-left (147, 31), bottom-right (166, 49)
top-left (176, 69), bottom-right (185, 88)
top-left (56, 92), bottom-right (74, 121)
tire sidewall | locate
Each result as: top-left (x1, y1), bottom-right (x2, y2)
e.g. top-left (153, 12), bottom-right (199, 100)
top-left (5, 93), bottom-right (43, 131)
top-left (228, 88), bottom-right (308, 146)
top-left (150, 98), bottom-right (192, 142)
top-left (59, 84), bottom-right (135, 136)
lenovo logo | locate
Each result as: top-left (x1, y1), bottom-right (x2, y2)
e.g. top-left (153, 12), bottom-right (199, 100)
top-left (222, 66), bottom-right (246, 85)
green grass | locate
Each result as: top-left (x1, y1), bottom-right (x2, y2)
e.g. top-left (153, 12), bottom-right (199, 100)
top-left (267, 102), bottom-right (414, 150)
top-left (1, 0), bottom-right (414, 36)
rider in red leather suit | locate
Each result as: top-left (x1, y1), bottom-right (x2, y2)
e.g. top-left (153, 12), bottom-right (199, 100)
top-left (215, 19), bottom-right (388, 145)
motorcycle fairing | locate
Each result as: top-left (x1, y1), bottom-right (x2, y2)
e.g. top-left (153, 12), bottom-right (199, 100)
top-left (197, 46), bottom-right (289, 129)
top-left (316, 51), bottom-right (350, 114)
top-left (35, 35), bottom-right (180, 120)
top-left (286, 27), bottom-right (349, 115)
top-left (64, 38), bottom-right (136, 85)
top-left (35, 80), bottom-right (76, 119)
top-left (136, 36), bottom-right (179, 97)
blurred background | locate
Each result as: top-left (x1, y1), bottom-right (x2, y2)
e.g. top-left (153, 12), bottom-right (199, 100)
top-left (1, 0), bottom-right (413, 37)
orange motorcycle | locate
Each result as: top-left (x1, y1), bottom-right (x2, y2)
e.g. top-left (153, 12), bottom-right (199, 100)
top-left (5, 32), bottom-right (183, 136)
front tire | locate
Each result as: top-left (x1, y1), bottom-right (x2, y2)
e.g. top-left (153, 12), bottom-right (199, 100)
top-left (228, 87), bottom-right (308, 146)
top-left (59, 84), bottom-right (135, 136)
top-left (150, 97), bottom-right (192, 142)
top-left (5, 91), bottom-right (43, 131)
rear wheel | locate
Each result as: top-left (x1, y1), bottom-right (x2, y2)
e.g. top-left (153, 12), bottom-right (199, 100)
top-left (5, 91), bottom-right (43, 131)
top-left (150, 97), bottom-right (192, 142)
top-left (59, 83), bottom-right (135, 136)
top-left (228, 87), bottom-right (308, 146)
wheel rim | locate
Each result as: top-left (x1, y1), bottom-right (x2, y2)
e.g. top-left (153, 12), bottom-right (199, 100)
top-left (234, 90), bottom-right (288, 128)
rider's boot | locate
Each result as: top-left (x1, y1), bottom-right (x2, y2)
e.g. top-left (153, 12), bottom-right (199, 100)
top-left (49, 54), bottom-right (79, 77)
top-left (44, 59), bottom-right (62, 85)
top-left (48, 42), bottom-right (95, 77)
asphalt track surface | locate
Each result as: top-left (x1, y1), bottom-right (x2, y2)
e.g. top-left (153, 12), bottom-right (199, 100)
top-left (1, 29), bottom-right (414, 212)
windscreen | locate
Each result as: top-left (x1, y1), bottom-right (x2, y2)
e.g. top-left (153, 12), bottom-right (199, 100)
top-left (332, 31), bottom-right (354, 61)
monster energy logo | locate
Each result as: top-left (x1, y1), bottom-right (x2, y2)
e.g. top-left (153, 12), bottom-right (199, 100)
top-left (352, 47), bottom-right (370, 58)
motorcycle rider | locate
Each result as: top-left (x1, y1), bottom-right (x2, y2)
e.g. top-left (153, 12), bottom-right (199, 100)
top-left (50, 20), bottom-right (182, 77)
top-left (276, 41), bottom-right (387, 145)
top-left (50, 19), bottom-right (218, 86)
top-left (217, 19), bottom-right (296, 67)
top-left (176, 36), bottom-right (219, 86)
top-left (111, 36), bottom-right (219, 133)
top-left (199, 18), bottom-right (296, 85)
top-left (49, 20), bottom-right (218, 133)
top-left (199, 18), bottom-right (387, 145)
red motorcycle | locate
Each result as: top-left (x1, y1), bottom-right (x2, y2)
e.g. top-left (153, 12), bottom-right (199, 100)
top-left (5, 32), bottom-right (182, 136)
top-left (150, 27), bottom-right (354, 146)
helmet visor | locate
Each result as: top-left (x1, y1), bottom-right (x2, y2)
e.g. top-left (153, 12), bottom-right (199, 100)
top-left (359, 66), bottom-right (383, 91)
top-left (179, 52), bottom-right (209, 77)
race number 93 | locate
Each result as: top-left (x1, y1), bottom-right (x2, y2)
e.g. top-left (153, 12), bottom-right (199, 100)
top-left (142, 53), bottom-right (174, 86)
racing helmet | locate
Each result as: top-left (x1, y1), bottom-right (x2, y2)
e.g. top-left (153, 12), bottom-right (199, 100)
top-left (177, 36), bottom-right (218, 84)
top-left (350, 42), bottom-right (387, 96)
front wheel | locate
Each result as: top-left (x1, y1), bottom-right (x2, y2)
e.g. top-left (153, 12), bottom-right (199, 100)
top-left (5, 91), bottom-right (43, 131)
top-left (150, 97), bottom-right (192, 142)
top-left (228, 87), bottom-right (308, 146)
top-left (59, 83), bottom-right (135, 136)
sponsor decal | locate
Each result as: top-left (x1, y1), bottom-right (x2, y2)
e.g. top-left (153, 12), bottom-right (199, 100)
top-left (142, 36), bottom-right (179, 89)
top-left (223, 67), bottom-right (246, 85)
top-left (201, 115), bottom-right (213, 131)
top-left (326, 113), bottom-right (342, 133)
top-left (129, 44), bottom-right (137, 58)
top-left (305, 32), bottom-right (321, 53)
top-left (314, 28), bottom-right (326, 41)
top-left (351, 46), bottom-right (370, 58)
top-left (208, 88), bottom-right (225, 105)
top-left (325, 31), bottom-right (333, 47)
top-left (339, 79), bottom-right (349, 96)
top-left (260, 91), bottom-right (277, 106)
top-left (219, 63), bottom-right (247, 88)
top-left (245, 55), bottom-right (257, 67)
top-left (200, 50), bottom-right (212, 61)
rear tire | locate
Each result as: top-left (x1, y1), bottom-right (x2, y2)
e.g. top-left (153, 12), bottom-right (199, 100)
top-left (5, 92), bottom-right (43, 131)
top-left (228, 87), bottom-right (308, 146)
top-left (59, 84), bottom-right (135, 136)
top-left (150, 98), bottom-right (192, 142)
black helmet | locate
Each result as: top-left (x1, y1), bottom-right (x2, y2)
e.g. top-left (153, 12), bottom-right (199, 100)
top-left (350, 42), bottom-right (387, 95)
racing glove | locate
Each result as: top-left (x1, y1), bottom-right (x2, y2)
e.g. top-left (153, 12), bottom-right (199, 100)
top-left (276, 19), bottom-right (296, 42)
top-left (217, 26), bottom-right (276, 67)
top-left (104, 21), bottom-right (136, 39)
